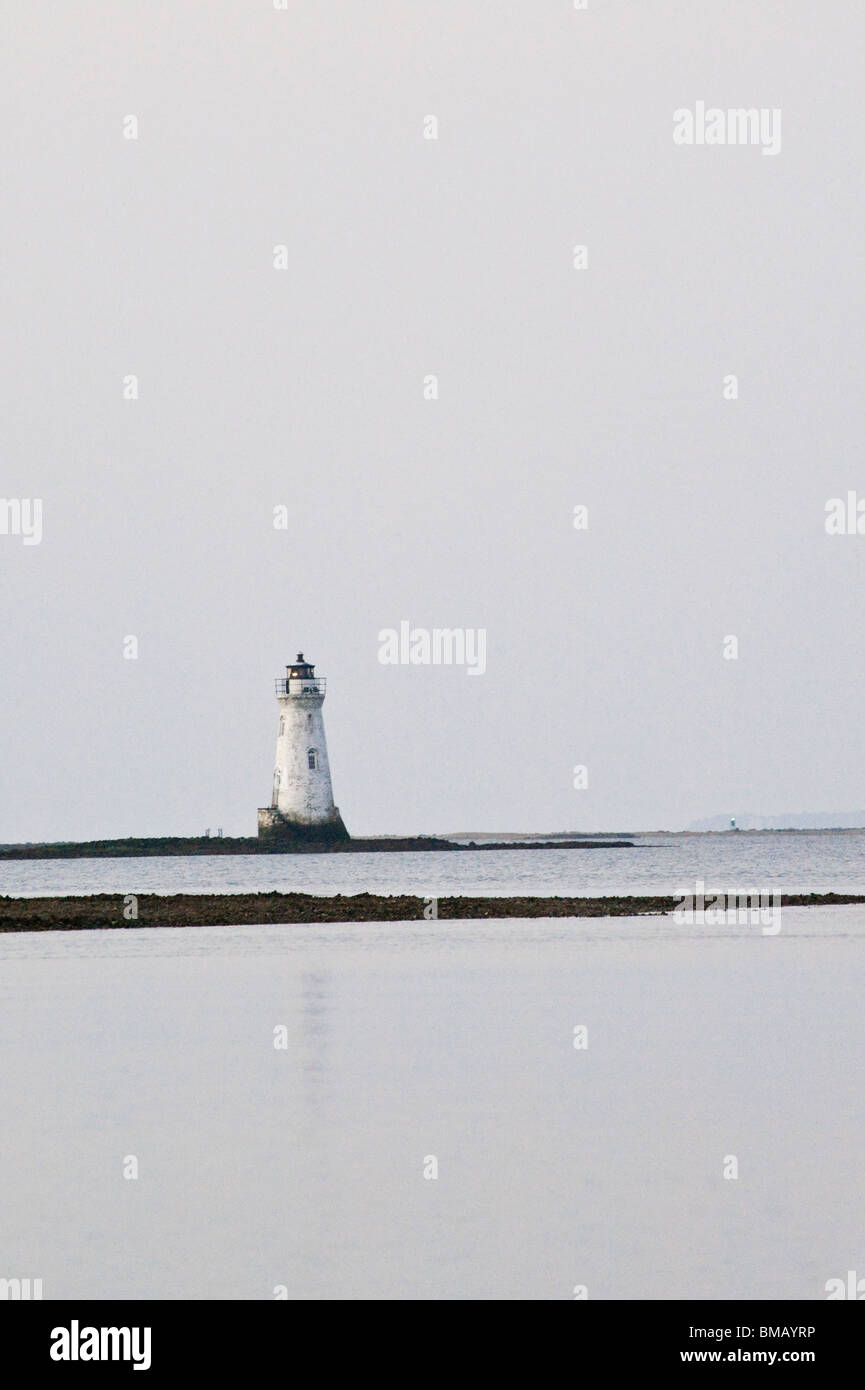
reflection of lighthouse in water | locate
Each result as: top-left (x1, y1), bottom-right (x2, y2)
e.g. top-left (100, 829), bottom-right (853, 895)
top-left (257, 653), bottom-right (349, 845)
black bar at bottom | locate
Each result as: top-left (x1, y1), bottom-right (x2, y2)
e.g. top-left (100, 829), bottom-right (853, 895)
top-left (1, 1298), bottom-right (861, 1377)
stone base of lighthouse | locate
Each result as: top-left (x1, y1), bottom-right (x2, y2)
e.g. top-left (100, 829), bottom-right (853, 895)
top-left (257, 807), bottom-right (350, 847)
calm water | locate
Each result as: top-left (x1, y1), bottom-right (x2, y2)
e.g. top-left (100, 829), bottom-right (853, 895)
top-left (3, 835), bottom-right (863, 1299)
top-left (2, 830), bottom-right (865, 898)
top-left (1, 908), bottom-right (863, 1299)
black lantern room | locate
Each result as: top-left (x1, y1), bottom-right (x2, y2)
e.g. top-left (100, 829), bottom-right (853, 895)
top-left (287, 652), bottom-right (315, 680)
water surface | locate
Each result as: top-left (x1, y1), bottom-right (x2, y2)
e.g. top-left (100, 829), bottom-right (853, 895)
top-left (2, 829), bottom-right (864, 898)
top-left (0, 907), bottom-right (862, 1299)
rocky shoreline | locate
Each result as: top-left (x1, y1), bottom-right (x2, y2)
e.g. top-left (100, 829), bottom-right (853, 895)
top-left (1, 891), bottom-right (863, 932)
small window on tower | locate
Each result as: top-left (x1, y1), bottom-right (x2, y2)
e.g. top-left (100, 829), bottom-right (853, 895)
top-left (307, 748), bottom-right (318, 770)
top-left (279, 717), bottom-right (285, 735)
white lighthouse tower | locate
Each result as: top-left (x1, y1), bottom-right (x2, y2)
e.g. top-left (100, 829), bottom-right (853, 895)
top-left (257, 653), bottom-right (349, 845)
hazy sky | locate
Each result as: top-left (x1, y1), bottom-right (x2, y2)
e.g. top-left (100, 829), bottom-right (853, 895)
top-left (2, 2), bottom-right (864, 840)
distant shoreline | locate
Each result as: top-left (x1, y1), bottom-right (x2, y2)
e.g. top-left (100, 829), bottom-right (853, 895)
top-left (4, 828), bottom-right (865, 861)
top-left (2, 891), bottom-right (864, 931)
top-left (1, 822), bottom-right (865, 856)
top-left (0, 836), bottom-right (633, 861)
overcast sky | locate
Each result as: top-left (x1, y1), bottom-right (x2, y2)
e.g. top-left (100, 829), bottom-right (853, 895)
top-left (2, 2), bottom-right (864, 840)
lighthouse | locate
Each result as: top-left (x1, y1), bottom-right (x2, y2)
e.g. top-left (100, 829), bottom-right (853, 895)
top-left (257, 653), bottom-right (349, 845)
